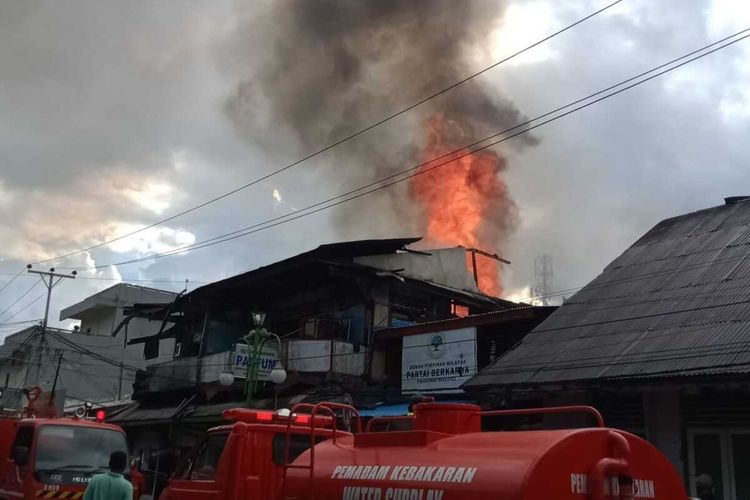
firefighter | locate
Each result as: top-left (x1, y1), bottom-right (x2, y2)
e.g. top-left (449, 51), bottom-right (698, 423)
top-left (695, 474), bottom-right (715, 500)
top-left (407, 394), bottom-right (433, 415)
top-left (83, 451), bottom-right (133, 500)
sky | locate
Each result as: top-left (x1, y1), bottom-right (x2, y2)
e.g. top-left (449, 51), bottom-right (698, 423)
top-left (1, 0), bottom-right (750, 336)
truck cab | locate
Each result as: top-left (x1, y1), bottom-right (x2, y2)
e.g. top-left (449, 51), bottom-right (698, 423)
top-left (159, 408), bottom-right (339, 500)
top-left (0, 415), bottom-right (139, 500)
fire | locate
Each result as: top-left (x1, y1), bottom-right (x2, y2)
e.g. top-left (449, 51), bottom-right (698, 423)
top-left (410, 115), bottom-right (516, 296)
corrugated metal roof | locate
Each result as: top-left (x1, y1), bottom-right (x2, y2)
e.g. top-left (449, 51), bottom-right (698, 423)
top-left (107, 402), bottom-right (183, 425)
top-left (466, 199), bottom-right (750, 388)
top-left (376, 305), bottom-right (555, 338)
top-left (185, 237), bottom-right (422, 300)
top-left (183, 400), bottom-right (247, 421)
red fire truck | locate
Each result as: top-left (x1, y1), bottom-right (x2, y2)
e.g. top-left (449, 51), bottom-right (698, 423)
top-left (0, 387), bottom-right (142, 500)
top-left (159, 402), bottom-right (689, 500)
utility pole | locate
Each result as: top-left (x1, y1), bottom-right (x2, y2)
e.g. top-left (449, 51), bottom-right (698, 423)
top-left (26, 265), bottom-right (77, 387)
top-left (533, 255), bottom-right (554, 306)
top-left (26, 265), bottom-right (77, 329)
top-left (49, 353), bottom-right (63, 411)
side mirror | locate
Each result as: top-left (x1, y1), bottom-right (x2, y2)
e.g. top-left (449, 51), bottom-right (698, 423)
top-left (12, 446), bottom-right (29, 468)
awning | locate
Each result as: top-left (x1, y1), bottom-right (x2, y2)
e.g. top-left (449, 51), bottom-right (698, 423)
top-left (358, 404), bottom-right (409, 417)
top-left (107, 402), bottom-right (183, 426)
top-left (358, 400), bottom-right (476, 417)
top-left (181, 401), bottom-right (249, 424)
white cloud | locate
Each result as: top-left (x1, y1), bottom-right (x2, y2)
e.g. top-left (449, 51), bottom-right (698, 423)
top-left (107, 224), bottom-right (196, 255)
top-left (485, 1), bottom-right (562, 66)
top-left (707, 0), bottom-right (750, 35)
top-left (123, 181), bottom-right (174, 215)
top-left (0, 169), bottom-right (187, 262)
top-left (707, 0), bottom-right (750, 119)
top-left (0, 180), bottom-right (15, 210)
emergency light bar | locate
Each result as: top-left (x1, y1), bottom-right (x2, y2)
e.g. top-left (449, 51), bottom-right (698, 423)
top-left (222, 408), bottom-right (329, 427)
top-left (72, 405), bottom-right (106, 422)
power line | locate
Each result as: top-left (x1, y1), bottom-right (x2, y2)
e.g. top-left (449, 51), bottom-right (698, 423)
top-left (11, 270), bottom-right (748, 373)
top-left (25, 306), bottom-right (750, 385)
top-left (0, 267), bottom-right (27, 300)
top-left (0, 291), bottom-right (48, 324)
top-left (0, 352), bottom-right (135, 385)
top-left (4, 311), bottom-right (749, 390)
top-left (80, 277), bottom-right (207, 284)
top-left (0, 281), bottom-right (42, 323)
top-left (36, 254), bottom-right (747, 376)
top-left (0, 273), bottom-right (206, 285)
top-left (33, 0), bottom-right (623, 267)
top-left (27, 268), bottom-right (77, 329)
top-left (0, 319), bottom-right (42, 329)
top-left (69, 27), bottom-right (750, 271)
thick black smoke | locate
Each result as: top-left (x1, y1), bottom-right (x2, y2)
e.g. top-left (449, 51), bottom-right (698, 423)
top-left (223, 0), bottom-right (537, 240)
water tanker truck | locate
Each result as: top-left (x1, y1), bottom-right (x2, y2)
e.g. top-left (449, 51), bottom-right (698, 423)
top-left (159, 402), bottom-right (688, 500)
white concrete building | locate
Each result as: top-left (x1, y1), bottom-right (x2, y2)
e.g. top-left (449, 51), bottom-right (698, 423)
top-left (59, 283), bottom-right (177, 367)
top-left (0, 326), bottom-right (143, 406)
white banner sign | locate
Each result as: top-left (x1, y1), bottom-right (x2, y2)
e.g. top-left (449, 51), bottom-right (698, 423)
top-left (231, 343), bottom-right (280, 381)
top-left (402, 327), bottom-right (477, 394)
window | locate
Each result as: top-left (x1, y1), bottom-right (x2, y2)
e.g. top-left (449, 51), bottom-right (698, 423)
top-left (451, 302), bottom-right (469, 318)
top-left (204, 309), bottom-right (251, 356)
top-left (688, 429), bottom-right (750, 500)
top-left (144, 338), bottom-right (160, 360)
top-left (272, 434), bottom-right (324, 466)
top-left (692, 433), bottom-right (725, 500)
top-left (184, 433), bottom-right (228, 481)
top-left (10, 426), bottom-right (34, 457)
top-left (35, 425), bottom-right (128, 473)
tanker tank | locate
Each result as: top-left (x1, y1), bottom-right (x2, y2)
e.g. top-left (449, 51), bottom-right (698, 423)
top-left (283, 403), bottom-right (687, 500)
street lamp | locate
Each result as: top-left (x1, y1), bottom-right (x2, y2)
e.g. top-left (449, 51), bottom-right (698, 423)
top-left (251, 311), bottom-right (267, 329)
top-left (269, 363), bottom-right (287, 384)
top-left (244, 311), bottom-right (286, 404)
top-left (218, 372), bottom-right (235, 387)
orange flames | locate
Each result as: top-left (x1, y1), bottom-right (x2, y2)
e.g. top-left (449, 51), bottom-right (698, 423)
top-left (410, 115), bottom-right (515, 296)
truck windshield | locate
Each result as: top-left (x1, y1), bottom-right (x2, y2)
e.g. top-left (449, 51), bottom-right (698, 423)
top-left (34, 425), bottom-right (128, 472)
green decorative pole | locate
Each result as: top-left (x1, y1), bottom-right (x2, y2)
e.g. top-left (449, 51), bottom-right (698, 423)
top-left (243, 311), bottom-right (286, 404)
top-left (244, 327), bottom-right (269, 403)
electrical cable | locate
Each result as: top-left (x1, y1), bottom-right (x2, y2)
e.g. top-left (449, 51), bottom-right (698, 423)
top-left (0, 291), bottom-right (49, 324)
top-left (67, 27), bottom-right (750, 271)
top-left (33, 0), bottom-right (624, 266)
top-left (0, 273), bottom-right (207, 285)
top-left (0, 281), bottom-right (42, 323)
top-left (0, 268), bottom-right (27, 300)
top-left (0, 319), bottom-right (42, 327)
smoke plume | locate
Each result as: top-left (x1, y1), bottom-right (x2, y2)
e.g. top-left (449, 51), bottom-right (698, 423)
top-left (223, 0), bottom-right (538, 295)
